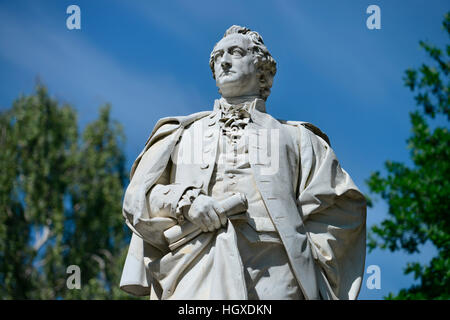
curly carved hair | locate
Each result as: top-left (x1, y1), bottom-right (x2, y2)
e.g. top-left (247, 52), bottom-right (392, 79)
top-left (209, 25), bottom-right (277, 101)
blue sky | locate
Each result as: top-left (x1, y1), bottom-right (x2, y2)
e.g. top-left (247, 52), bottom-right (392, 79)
top-left (0, 0), bottom-right (448, 299)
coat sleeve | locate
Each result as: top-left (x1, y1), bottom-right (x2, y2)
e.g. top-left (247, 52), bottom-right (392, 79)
top-left (122, 123), bottom-right (180, 252)
top-left (120, 123), bottom-right (201, 297)
top-left (297, 124), bottom-right (367, 299)
top-left (120, 111), bottom-right (211, 297)
top-left (123, 122), bottom-right (203, 253)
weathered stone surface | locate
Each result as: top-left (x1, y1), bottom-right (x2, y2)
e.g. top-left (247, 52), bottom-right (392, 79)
top-left (120, 25), bottom-right (366, 300)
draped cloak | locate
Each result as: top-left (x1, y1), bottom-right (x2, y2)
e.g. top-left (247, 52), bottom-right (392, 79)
top-left (119, 104), bottom-right (367, 300)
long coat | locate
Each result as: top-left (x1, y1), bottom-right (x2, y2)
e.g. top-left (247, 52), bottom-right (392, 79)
top-left (119, 100), bottom-right (366, 300)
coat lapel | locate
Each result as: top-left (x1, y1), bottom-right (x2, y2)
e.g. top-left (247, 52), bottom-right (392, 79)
top-left (248, 108), bottom-right (319, 300)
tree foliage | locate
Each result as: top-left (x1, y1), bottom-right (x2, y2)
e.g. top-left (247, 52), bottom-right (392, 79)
top-left (366, 13), bottom-right (450, 299)
top-left (0, 84), bottom-right (134, 299)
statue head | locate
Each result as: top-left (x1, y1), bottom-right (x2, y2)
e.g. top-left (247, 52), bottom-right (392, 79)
top-left (209, 25), bottom-right (277, 101)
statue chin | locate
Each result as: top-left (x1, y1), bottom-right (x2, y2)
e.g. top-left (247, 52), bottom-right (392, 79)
top-left (217, 79), bottom-right (259, 99)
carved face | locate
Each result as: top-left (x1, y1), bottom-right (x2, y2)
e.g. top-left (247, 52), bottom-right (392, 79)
top-left (212, 33), bottom-right (260, 98)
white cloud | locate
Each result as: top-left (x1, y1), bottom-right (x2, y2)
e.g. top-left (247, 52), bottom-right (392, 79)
top-left (0, 7), bottom-right (208, 161)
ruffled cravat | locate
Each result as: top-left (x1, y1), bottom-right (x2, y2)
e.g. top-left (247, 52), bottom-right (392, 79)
top-left (219, 102), bottom-right (251, 143)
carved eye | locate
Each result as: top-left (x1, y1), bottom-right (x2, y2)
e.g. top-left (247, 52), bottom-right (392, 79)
top-left (231, 48), bottom-right (244, 56)
top-left (214, 52), bottom-right (223, 62)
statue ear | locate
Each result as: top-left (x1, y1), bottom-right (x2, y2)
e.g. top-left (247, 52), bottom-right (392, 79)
top-left (250, 46), bottom-right (260, 54)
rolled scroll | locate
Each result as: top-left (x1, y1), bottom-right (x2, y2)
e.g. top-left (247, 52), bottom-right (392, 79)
top-left (164, 193), bottom-right (248, 251)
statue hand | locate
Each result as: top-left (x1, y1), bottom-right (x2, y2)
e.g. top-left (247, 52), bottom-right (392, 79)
top-left (186, 195), bottom-right (227, 232)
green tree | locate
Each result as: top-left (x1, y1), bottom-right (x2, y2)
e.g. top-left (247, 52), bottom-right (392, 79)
top-left (0, 84), bottom-right (134, 299)
top-left (366, 13), bottom-right (450, 299)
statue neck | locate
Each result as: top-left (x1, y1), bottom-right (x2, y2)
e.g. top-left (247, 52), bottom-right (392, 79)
top-left (220, 95), bottom-right (261, 106)
top-left (217, 95), bottom-right (266, 114)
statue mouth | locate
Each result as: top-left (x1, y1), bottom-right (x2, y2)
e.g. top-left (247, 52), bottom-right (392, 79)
top-left (220, 70), bottom-right (235, 77)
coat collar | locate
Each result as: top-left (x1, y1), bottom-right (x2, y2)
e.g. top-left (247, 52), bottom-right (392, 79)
top-left (212, 97), bottom-right (269, 128)
top-left (213, 97), bottom-right (266, 114)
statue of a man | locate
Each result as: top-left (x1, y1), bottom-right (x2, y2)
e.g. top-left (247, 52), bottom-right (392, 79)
top-left (119, 25), bottom-right (366, 300)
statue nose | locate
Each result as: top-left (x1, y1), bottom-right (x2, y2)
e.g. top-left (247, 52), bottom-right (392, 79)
top-left (221, 61), bottom-right (231, 70)
top-left (220, 51), bottom-right (232, 70)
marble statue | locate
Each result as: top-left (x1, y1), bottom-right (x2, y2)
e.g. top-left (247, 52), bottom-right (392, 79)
top-left (119, 25), bottom-right (367, 300)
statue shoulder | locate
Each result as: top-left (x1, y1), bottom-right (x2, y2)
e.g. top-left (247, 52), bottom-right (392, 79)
top-left (278, 119), bottom-right (331, 147)
top-left (130, 110), bottom-right (211, 179)
top-left (144, 110), bottom-right (212, 146)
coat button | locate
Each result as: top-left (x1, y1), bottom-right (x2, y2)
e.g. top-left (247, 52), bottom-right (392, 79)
top-left (161, 186), bottom-right (170, 194)
top-left (193, 181), bottom-right (204, 188)
top-left (205, 130), bottom-right (214, 138)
